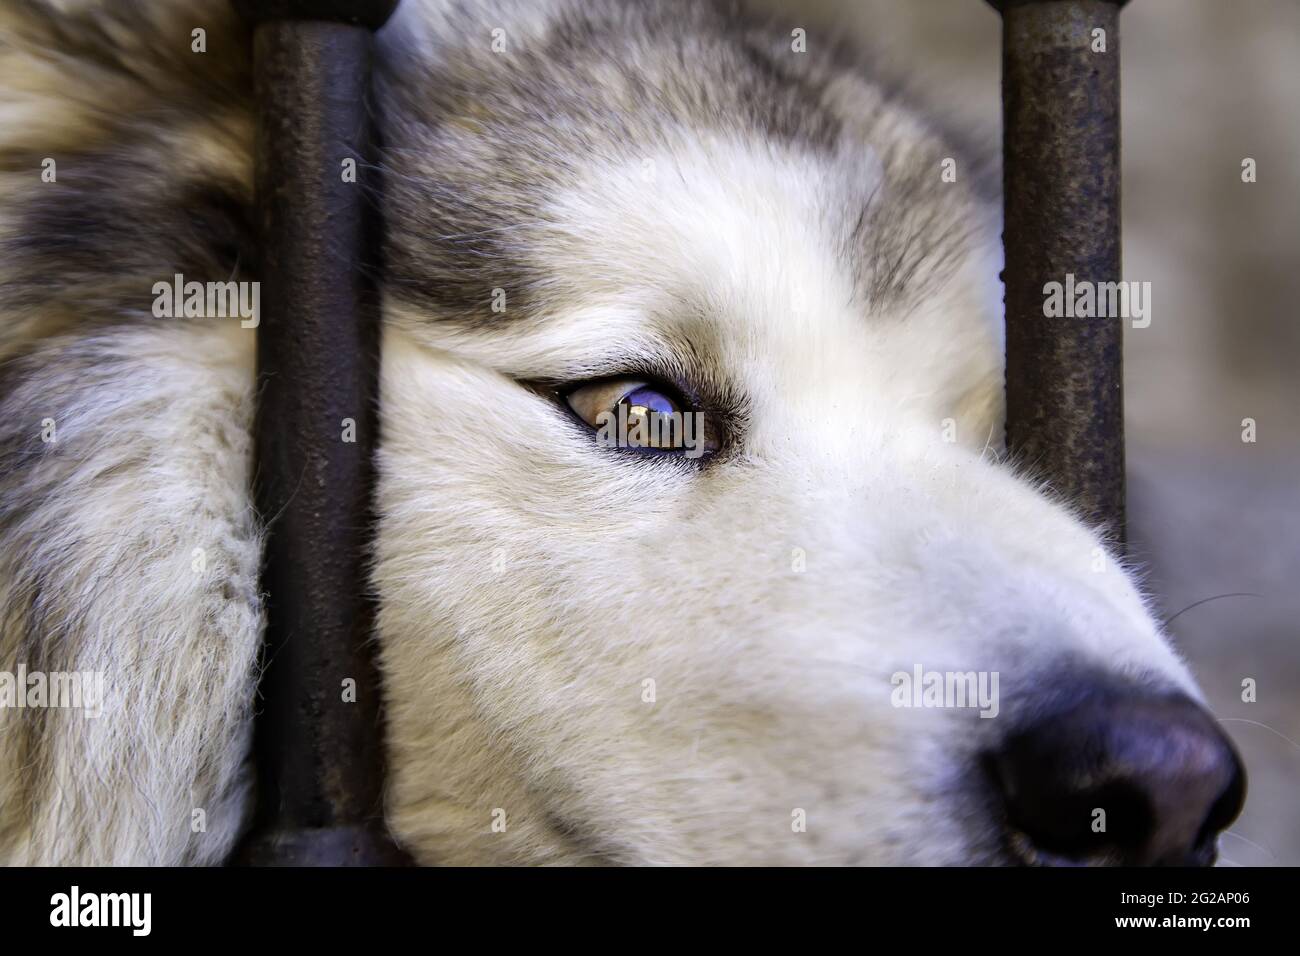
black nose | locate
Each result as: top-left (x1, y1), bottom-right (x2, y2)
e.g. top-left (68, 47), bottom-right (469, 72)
top-left (991, 690), bottom-right (1246, 866)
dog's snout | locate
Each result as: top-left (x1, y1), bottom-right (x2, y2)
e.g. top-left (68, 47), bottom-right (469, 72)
top-left (991, 690), bottom-right (1246, 866)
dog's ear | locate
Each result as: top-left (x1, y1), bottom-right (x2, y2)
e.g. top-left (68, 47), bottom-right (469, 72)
top-left (0, 0), bottom-right (263, 866)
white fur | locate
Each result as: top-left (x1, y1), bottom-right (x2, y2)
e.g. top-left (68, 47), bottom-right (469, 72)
top-left (0, 324), bottom-right (260, 864)
top-left (373, 136), bottom-right (1196, 864)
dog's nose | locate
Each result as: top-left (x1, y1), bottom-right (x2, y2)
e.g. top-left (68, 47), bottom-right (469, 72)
top-left (991, 690), bottom-right (1245, 865)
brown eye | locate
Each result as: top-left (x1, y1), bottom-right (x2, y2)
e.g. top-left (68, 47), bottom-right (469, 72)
top-left (563, 378), bottom-right (716, 458)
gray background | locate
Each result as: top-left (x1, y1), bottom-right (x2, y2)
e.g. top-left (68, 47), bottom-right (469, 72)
top-left (752, 0), bottom-right (1300, 865)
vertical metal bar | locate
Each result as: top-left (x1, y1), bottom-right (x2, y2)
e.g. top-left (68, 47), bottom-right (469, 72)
top-left (990, 0), bottom-right (1127, 541)
top-left (233, 0), bottom-right (408, 865)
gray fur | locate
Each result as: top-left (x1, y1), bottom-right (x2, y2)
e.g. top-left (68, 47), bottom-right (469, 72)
top-left (377, 0), bottom-right (982, 323)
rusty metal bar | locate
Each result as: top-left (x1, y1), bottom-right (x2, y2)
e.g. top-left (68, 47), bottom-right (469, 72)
top-left (232, 0), bottom-right (408, 865)
top-left (990, 0), bottom-right (1127, 541)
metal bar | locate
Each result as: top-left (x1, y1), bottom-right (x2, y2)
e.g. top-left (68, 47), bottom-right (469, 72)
top-left (232, 0), bottom-right (408, 865)
top-left (989, 0), bottom-right (1128, 541)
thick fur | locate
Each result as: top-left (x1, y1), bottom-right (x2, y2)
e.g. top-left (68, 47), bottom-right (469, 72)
top-left (0, 0), bottom-right (1199, 865)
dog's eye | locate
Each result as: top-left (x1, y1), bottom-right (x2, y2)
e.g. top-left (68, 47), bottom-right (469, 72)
top-left (566, 379), bottom-right (676, 426)
top-left (563, 378), bottom-right (715, 456)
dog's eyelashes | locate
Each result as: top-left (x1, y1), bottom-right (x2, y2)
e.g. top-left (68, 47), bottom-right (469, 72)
top-left (563, 377), bottom-right (716, 456)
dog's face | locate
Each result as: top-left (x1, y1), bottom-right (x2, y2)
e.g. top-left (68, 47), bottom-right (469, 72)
top-left (367, 0), bottom-right (1237, 865)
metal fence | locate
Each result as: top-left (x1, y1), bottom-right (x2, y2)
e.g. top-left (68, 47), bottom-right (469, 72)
top-left (230, 0), bottom-right (1132, 865)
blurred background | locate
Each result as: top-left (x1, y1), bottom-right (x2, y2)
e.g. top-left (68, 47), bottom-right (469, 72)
top-left (752, 0), bottom-right (1300, 865)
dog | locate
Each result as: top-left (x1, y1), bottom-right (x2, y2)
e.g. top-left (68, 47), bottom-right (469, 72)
top-left (0, 0), bottom-right (1243, 865)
